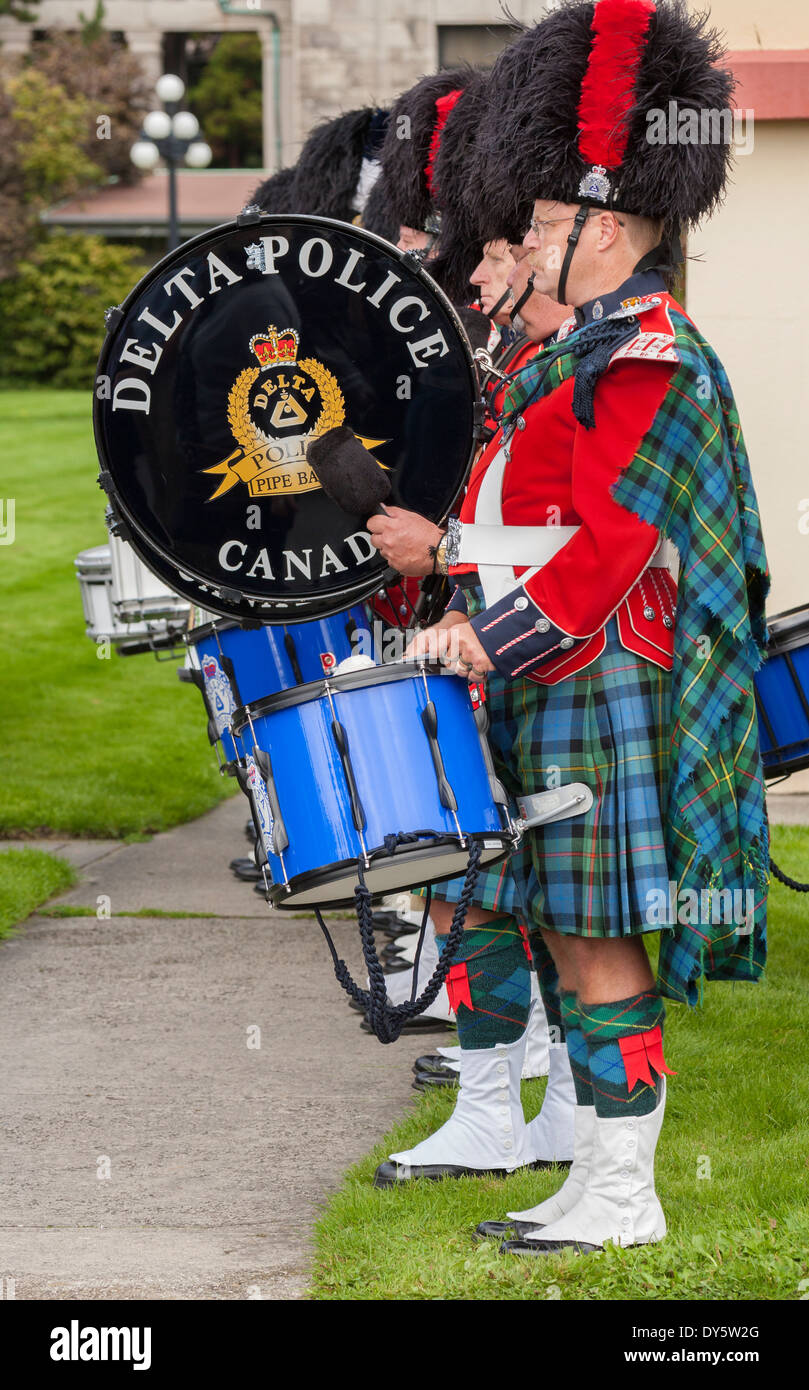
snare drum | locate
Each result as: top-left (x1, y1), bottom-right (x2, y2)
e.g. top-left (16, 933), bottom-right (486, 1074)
top-left (182, 605), bottom-right (371, 769)
top-left (754, 604), bottom-right (809, 779)
top-left (231, 662), bottom-right (514, 908)
top-left (75, 545), bottom-right (115, 641)
top-left (108, 530), bottom-right (191, 625)
top-left (75, 545), bottom-right (187, 656)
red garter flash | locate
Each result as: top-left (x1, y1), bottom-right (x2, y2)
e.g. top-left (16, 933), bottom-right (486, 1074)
top-left (619, 1026), bottom-right (677, 1090)
top-left (518, 925), bottom-right (534, 965)
top-left (446, 961), bottom-right (473, 1014)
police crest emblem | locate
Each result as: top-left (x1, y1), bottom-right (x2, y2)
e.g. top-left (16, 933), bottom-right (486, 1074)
top-left (203, 326), bottom-right (382, 501)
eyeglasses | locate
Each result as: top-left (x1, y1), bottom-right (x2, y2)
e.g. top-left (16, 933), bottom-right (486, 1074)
top-left (525, 214), bottom-right (580, 238)
top-left (525, 210), bottom-right (622, 238)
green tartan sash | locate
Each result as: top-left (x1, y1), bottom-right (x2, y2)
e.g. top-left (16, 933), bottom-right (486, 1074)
top-left (500, 311), bottom-right (770, 1006)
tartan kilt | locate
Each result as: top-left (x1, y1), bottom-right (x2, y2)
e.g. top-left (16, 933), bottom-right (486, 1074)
top-left (425, 590), bottom-right (673, 940)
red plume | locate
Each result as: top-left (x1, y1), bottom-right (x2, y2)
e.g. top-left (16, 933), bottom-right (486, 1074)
top-left (425, 88), bottom-right (463, 198)
top-left (578, 0), bottom-right (656, 170)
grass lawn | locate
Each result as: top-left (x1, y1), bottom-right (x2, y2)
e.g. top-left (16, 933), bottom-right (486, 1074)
top-left (309, 825), bottom-right (809, 1301)
top-left (0, 389), bottom-right (235, 837)
top-left (0, 849), bottom-right (77, 939)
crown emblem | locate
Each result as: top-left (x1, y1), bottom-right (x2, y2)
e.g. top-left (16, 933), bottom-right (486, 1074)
top-left (249, 325), bottom-right (299, 368)
top-left (578, 164), bottom-right (612, 204)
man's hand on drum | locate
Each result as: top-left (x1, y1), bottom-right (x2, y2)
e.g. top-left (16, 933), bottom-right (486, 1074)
top-left (407, 616), bottom-right (494, 684)
top-left (367, 506), bottom-right (444, 577)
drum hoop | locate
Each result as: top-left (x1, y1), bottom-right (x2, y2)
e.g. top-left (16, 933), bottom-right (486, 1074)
top-left (93, 214), bottom-right (480, 623)
top-left (230, 659), bottom-right (450, 732)
top-left (264, 832), bottom-right (512, 912)
top-left (186, 601), bottom-right (368, 645)
top-left (766, 605), bottom-right (809, 657)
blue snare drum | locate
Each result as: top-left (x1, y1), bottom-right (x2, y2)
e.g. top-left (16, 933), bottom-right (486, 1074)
top-left (754, 605), bottom-right (809, 780)
top-left (182, 606), bottom-right (370, 769)
top-left (231, 662), bottom-right (514, 908)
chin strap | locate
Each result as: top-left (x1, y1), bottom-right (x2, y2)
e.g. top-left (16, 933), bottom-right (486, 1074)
top-left (557, 205), bottom-right (591, 306)
top-left (489, 286), bottom-right (513, 318)
top-left (509, 269), bottom-right (536, 323)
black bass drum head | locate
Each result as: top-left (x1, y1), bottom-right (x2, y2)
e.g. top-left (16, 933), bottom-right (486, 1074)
top-left (94, 214), bottom-right (478, 623)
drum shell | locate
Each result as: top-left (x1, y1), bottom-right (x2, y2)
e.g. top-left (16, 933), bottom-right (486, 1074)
top-left (187, 605), bottom-right (371, 703)
top-left (108, 531), bottom-right (191, 624)
top-left (754, 605), bottom-right (809, 778)
top-left (75, 546), bottom-right (186, 655)
top-left (185, 605), bottom-right (371, 765)
top-left (75, 545), bottom-right (115, 640)
top-left (235, 665), bottom-right (510, 907)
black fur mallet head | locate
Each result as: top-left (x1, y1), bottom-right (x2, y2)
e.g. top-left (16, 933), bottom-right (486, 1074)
top-left (307, 426), bottom-right (392, 519)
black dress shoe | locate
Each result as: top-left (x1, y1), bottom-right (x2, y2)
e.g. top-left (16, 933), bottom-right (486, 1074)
top-left (382, 958), bottom-right (412, 974)
top-left (360, 1014), bottom-right (451, 1035)
top-left (412, 1069), bottom-right (458, 1091)
top-left (374, 1159), bottom-right (544, 1187)
top-left (231, 858), bottom-right (261, 881)
top-left (244, 819), bottom-right (257, 842)
top-left (412, 1054), bottom-right (456, 1077)
top-left (371, 912), bottom-right (420, 936)
top-left (499, 1236), bottom-right (601, 1256)
top-left (474, 1218), bottom-right (539, 1241)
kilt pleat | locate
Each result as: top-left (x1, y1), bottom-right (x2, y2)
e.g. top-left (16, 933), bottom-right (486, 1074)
top-left (425, 591), bottom-right (673, 940)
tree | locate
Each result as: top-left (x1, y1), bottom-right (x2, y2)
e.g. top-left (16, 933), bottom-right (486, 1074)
top-left (0, 1), bottom-right (41, 20)
top-left (31, 29), bottom-right (151, 184)
top-left (78, 1), bottom-right (106, 45)
top-left (0, 232), bottom-right (147, 387)
top-left (0, 67), bottom-right (103, 280)
top-left (187, 33), bottom-right (263, 168)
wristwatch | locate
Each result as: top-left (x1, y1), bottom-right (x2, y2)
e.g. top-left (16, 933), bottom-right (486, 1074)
top-left (433, 530), bottom-right (449, 575)
top-left (432, 517), bottom-right (461, 575)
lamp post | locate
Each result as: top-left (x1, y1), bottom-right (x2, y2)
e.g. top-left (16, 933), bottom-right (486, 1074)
top-left (130, 74), bottom-right (213, 252)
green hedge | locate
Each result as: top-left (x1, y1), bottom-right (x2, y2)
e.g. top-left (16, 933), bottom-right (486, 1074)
top-left (0, 232), bottom-right (146, 388)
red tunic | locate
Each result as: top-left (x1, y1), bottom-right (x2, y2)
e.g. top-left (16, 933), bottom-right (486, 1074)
top-left (449, 292), bottom-right (681, 684)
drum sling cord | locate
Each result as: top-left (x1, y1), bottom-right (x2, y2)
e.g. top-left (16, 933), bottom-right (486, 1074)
top-left (769, 856), bottom-right (809, 893)
top-left (313, 836), bottom-right (483, 1044)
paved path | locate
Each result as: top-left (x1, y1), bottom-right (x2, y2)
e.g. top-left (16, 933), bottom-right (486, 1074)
top-left (1, 783), bottom-right (806, 1301)
top-left (0, 796), bottom-right (429, 1301)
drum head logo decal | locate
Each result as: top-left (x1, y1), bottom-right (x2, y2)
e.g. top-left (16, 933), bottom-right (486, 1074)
top-left (94, 216), bottom-right (478, 621)
top-left (202, 655), bottom-right (236, 735)
top-left (247, 754), bottom-right (274, 847)
top-left (204, 326), bottom-right (383, 500)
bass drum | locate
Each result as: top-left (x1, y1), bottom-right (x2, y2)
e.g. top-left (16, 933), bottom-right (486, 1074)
top-left (94, 213), bottom-right (479, 624)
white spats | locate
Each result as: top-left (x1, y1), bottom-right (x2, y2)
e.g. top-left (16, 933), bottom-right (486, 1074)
top-left (520, 1077), bottom-right (668, 1249)
top-left (388, 1028), bottom-right (536, 1173)
top-left (523, 1038), bottom-right (576, 1163)
top-left (507, 1104), bottom-right (596, 1227)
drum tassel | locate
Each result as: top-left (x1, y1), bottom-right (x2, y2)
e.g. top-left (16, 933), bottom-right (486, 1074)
top-left (312, 836), bottom-right (483, 1044)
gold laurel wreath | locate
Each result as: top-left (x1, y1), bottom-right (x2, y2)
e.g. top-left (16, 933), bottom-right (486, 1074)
top-left (299, 357), bottom-right (345, 438)
top-left (226, 360), bottom-right (345, 453)
top-left (227, 367), bottom-right (262, 451)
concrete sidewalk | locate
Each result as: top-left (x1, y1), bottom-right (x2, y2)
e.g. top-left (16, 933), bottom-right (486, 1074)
top-left (2, 782), bottom-right (806, 1302)
top-left (0, 796), bottom-right (429, 1301)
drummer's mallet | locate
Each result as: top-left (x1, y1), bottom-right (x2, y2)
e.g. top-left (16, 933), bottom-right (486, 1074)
top-left (306, 425), bottom-right (391, 519)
